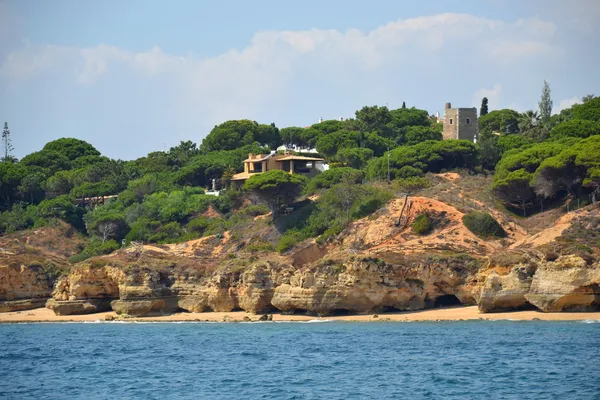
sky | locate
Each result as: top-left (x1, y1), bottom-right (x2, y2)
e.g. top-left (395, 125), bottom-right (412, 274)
top-left (1, 0), bottom-right (599, 160)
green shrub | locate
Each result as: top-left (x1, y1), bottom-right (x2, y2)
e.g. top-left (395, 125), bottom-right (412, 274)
top-left (68, 239), bottom-right (120, 263)
top-left (305, 167), bottom-right (364, 194)
top-left (462, 211), bottom-right (506, 239)
top-left (276, 231), bottom-right (303, 253)
top-left (412, 214), bottom-right (433, 235)
top-left (240, 204), bottom-right (270, 216)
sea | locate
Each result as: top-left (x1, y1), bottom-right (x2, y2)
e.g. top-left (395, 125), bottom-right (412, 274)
top-left (0, 320), bottom-right (599, 399)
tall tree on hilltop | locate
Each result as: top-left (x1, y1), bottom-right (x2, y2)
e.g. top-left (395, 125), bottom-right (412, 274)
top-left (582, 94), bottom-right (596, 103)
top-left (480, 97), bottom-right (489, 116)
top-left (2, 122), bottom-right (14, 162)
top-left (402, 101), bottom-right (406, 109)
top-left (538, 80), bottom-right (553, 123)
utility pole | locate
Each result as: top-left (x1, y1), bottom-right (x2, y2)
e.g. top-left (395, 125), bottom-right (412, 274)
top-left (387, 147), bottom-right (391, 183)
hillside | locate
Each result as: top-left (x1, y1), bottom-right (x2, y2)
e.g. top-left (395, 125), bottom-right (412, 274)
top-left (2, 171), bottom-right (598, 317)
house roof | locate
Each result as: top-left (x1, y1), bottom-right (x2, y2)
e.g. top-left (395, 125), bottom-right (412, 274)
top-left (243, 153), bottom-right (272, 162)
top-left (274, 155), bottom-right (324, 161)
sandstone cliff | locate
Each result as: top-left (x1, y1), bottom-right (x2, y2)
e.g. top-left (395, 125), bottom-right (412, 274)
top-left (1, 182), bottom-right (598, 317)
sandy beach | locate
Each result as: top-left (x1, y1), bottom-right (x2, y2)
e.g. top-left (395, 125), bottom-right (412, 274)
top-left (1, 306), bottom-right (599, 323)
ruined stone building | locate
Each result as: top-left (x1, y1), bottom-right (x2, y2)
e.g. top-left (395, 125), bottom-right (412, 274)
top-left (442, 102), bottom-right (478, 142)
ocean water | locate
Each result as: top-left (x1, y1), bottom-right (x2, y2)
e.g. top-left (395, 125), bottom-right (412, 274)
top-left (0, 321), bottom-right (599, 399)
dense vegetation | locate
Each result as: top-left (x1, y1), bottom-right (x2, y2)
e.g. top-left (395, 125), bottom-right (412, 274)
top-left (1, 87), bottom-right (599, 260)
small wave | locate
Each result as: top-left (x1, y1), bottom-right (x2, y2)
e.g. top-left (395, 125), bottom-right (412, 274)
top-left (578, 319), bottom-right (600, 324)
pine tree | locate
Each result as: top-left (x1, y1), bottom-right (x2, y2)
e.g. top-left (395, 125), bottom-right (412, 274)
top-left (538, 80), bottom-right (553, 123)
top-left (2, 122), bottom-right (13, 162)
top-left (402, 101), bottom-right (406, 109)
top-left (480, 97), bottom-right (488, 116)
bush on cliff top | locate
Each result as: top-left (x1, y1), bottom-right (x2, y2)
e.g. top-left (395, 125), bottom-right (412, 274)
top-left (412, 214), bottom-right (434, 235)
top-left (462, 211), bottom-right (506, 239)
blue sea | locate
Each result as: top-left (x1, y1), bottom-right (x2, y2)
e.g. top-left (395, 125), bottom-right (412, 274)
top-left (1, 321), bottom-right (599, 399)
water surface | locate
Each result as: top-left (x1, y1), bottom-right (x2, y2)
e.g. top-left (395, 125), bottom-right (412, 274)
top-left (1, 321), bottom-right (599, 399)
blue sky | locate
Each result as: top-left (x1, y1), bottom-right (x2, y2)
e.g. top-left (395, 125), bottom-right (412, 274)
top-left (1, 0), bottom-right (599, 159)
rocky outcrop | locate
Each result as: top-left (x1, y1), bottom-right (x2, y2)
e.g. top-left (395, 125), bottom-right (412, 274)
top-left (478, 264), bottom-right (537, 312)
top-left (0, 264), bottom-right (52, 312)
top-left (525, 256), bottom-right (600, 312)
top-left (477, 255), bottom-right (600, 312)
top-left (272, 254), bottom-right (478, 315)
top-left (46, 298), bottom-right (113, 315)
top-left (0, 298), bottom-right (48, 313)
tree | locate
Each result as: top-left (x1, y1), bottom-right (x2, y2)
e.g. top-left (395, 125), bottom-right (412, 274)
top-left (582, 94), bottom-right (596, 103)
top-left (538, 80), bottom-right (553, 123)
top-left (97, 221), bottom-right (119, 244)
top-left (479, 109), bottom-right (520, 136)
top-left (243, 170), bottom-right (307, 220)
top-left (2, 122), bottom-right (14, 162)
top-left (398, 126), bottom-right (442, 146)
top-left (571, 96), bottom-right (600, 122)
top-left (550, 119), bottom-right (600, 139)
top-left (315, 130), bottom-right (359, 159)
top-left (17, 172), bottom-right (45, 204)
top-left (492, 169), bottom-right (534, 216)
top-left (402, 101), bottom-right (406, 109)
top-left (280, 127), bottom-right (306, 147)
top-left (518, 110), bottom-right (540, 133)
top-left (200, 120), bottom-right (281, 152)
top-left (43, 138), bottom-right (101, 161)
top-left (477, 132), bottom-right (501, 170)
top-left (336, 148), bottom-right (374, 169)
top-left (480, 97), bottom-right (489, 116)
top-left (355, 105), bottom-right (392, 137)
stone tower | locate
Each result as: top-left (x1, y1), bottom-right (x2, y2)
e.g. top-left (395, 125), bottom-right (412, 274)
top-left (442, 102), bottom-right (478, 142)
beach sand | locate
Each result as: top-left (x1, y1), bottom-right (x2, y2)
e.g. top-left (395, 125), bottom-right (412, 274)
top-left (1, 306), bottom-right (599, 323)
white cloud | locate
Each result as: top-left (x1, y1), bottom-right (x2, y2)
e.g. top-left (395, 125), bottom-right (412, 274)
top-left (0, 12), bottom-right (569, 158)
top-left (473, 84), bottom-right (502, 110)
top-left (556, 97), bottom-right (581, 114)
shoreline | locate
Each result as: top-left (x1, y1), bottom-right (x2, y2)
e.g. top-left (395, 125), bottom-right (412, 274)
top-left (1, 306), bottom-right (599, 323)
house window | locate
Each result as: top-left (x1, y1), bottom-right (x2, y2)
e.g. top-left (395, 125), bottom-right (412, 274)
top-left (449, 119), bottom-right (453, 125)
top-left (466, 118), bottom-right (470, 124)
top-left (253, 162), bottom-right (262, 172)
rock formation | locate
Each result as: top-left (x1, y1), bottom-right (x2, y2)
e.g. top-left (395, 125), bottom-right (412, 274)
top-left (0, 264), bottom-right (52, 312)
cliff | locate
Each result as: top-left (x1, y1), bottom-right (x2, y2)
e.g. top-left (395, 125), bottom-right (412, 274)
top-left (1, 177), bottom-right (598, 317)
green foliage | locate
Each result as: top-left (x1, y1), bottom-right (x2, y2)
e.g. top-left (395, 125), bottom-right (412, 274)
top-left (335, 148), bottom-right (374, 169)
top-left (492, 169), bottom-right (535, 216)
top-left (315, 130), bottom-right (360, 159)
top-left (200, 120), bottom-right (280, 152)
top-left (479, 109), bottom-right (520, 136)
top-left (480, 97), bottom-right (488, 116)
top-left (398, 126), bottom-right (442, 146)
top-left (306, 167), bottom-right (364, 194)
top-left (367, 140), bottom-right (479, 180)
top-left (68, 239), bottom-right (120, 263)
top-left (550, 119), bottom-right (600, 139)
top-left (392, 176), bottom-right (430, 193)
top-left (497, 134), bottom-right (534, 153)
top-left (0, 203), bottom-right (38, 234)
top-left (276, 183), bottom-right (392, 252)
top-left (244, 170), bottom-right (307, 219)
top-left (412, 214), bottom-right (433, 235)
top-left (37, 195), bottom-right (84, 229)
top-left (276, 230), bottom-right (303, 253)
top-left (538, 80), bottom-right (553, 123)
top-left (533, 135), bottom-right (600, 199)
top-left (387, 107), bottom-right (430, 131)
top-left (462, 211), bottom-right (506, 239)
top-left (571, 96), bottom-right (600, 122)
top-left (19, 150), bottom-right (70, 177)
top-left (43, 138), bottom-right (101, 161)
top-left (175, 144), bottom-right (266, 187)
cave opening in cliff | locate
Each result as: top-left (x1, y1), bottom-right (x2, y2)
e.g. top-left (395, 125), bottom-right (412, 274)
top-left (327, 309), bottom-right (352, 316)
top-left (433, 294), bottom-right (462, 308)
